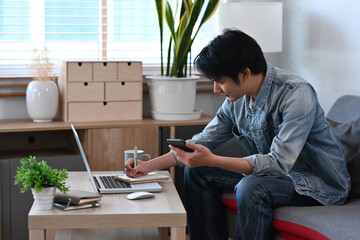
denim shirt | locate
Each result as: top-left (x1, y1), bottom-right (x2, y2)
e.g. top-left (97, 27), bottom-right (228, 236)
top-left (184, 64), bottom-right (350, 206)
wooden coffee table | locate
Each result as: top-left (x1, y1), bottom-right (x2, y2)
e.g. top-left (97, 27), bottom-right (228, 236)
top-left (28, 171), bottom-right (187, 240)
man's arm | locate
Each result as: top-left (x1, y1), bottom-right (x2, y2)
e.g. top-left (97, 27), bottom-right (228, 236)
top-left (170, 141), bottom-right (253, 175)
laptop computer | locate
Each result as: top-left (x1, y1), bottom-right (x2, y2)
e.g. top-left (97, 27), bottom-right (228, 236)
top-left (71, 124), bottom-right (162, 194)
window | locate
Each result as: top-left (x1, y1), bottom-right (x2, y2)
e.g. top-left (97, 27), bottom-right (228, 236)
top-left (0, 0), bottom-right (217, 77)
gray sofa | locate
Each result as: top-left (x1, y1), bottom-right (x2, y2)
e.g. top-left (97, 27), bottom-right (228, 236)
top-left (216, 95), bottom-right (360, 239)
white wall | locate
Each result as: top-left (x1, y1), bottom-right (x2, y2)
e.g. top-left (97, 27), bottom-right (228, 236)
top-left (201, 0), bottom-right (360, 114)
top-left (280, 0), bottom-right (360, 113)
top-left (0, 96), bottom-right (28, 120)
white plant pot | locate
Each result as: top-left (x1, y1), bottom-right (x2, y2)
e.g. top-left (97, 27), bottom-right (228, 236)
top-left (146, 75), bottom-right (201, 120)
top-left (31, 187), bottom-right (56, 210)
top-left (26, 80), bottom-right (59, 122)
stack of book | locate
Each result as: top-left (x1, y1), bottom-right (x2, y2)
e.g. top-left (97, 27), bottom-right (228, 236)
top-left (53, 189), bottom-right (102, 211)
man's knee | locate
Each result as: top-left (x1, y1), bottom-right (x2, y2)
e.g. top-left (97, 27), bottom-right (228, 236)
top-left (234, 175), bottom-right (266, 205)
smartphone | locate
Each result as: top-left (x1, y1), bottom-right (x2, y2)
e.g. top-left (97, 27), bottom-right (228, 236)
top-left (167, 139), bottom-right (195, 152)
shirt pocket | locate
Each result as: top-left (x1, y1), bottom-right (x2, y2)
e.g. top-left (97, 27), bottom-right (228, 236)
top-left (252, 125), bottom-right (271, 153)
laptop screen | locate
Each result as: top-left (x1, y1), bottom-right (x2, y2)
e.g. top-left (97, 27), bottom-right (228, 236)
top-left (71, 124), bottom-right (99, 193)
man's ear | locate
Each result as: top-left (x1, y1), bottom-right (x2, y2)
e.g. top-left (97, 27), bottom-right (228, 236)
top-left (238, 68), bottom-right (251, 83)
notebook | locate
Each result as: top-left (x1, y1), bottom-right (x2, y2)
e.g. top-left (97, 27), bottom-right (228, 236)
top-left (53, 201), bottom-right (101, 211)
top-left (115, 172), bottom-right (169, 184)
top-left (71, 124), bottom-right (163, 194)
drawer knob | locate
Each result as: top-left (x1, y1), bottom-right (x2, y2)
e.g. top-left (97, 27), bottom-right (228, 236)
top-left (121, 82), bottom-right (125, 86)
top-left (84, 82), bottom-right (88, 86)
top-left (78, 62), bottom-right (82, 67)
top-left (103, 101), bottom-right (107, 106)
top-left (103, 62), bottom-right (107, 66)
top-left (28, 136), bottom-right (36, 144)
top-left (127, 62), bottom-right (131, 66)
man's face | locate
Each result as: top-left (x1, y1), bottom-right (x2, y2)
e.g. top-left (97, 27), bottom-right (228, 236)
top-left (213, 76), bottom-right (244, 102)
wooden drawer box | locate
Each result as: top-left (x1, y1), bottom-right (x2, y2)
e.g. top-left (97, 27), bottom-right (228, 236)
top-left (93, 62), bottom-right (117, 82)
top-left (118, 62), bottom-right (142, 81)
top-left (67, 102), bottom-right (142, 122)
top-left (105, 82), bottom-right (142, 101)
top-left (67, 62), bottom-right (92, 82)
top-left (67, 82), bottom-right (104, 102)
top-left (58, 61), bottom-right (143, 122)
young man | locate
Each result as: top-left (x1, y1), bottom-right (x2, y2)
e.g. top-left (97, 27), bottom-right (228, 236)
top-left (126, 29), bottom-right (350, 240)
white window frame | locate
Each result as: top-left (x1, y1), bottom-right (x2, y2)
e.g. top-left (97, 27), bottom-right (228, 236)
top-left (0, 0), bottom-right (217, 77)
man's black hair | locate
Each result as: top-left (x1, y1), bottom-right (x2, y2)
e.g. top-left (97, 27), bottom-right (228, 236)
top-left (194, 29), bottom-right (267, 83)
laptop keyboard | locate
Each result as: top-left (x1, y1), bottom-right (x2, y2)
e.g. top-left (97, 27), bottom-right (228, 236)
top-left (99, 176), bottom-right (131, 189)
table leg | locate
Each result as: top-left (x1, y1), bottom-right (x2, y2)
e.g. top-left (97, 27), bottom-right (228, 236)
top-left (29, 229), bottom-right (45, 240)
top-left (46, 229), bottom-right (57, 240)
top-left (29, 229), bottom-right (56, 240)
top-left (170, 227), bottom-right (186, 240)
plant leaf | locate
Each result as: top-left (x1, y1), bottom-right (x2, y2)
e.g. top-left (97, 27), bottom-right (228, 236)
top-left (175, 0), bottom-right (203, 76)
top-left (192, 0), bottom-right (220, 42)
top-left (158, 0), bottom-right (219, 77)
top-left (164, 1), bottom-right (176, 41)
top-left (154, 0), bottom-right (164, 75)
top-left (177, 2), bottom-right (188, 40)
top-left (199, 0), bottom-right (220, 27)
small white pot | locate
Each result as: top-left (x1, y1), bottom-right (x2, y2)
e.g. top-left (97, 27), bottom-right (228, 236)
top-left (146, 75), bottom-right (201, 120)
top-left (31, 187), bottom-right (56, 210)
top-left (26, 80), bottom-right (59, 122)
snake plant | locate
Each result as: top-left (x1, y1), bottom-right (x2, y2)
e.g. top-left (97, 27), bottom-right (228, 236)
top-left (154, 0), bottom-right (220, 77)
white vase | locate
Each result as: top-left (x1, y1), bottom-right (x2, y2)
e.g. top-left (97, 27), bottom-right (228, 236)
top-left (31, 187), bottom-right (56, 210)
top-left (26, 80), bottom-right (59, 122)
top-left (146, 75), bottom-right (202, 120)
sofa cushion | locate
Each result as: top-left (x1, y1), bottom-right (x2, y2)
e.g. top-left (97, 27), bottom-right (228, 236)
top-left (273, 219), bottom-right (330, 240)
top-left (272, 198), bottom-right (360, 240)
top-left (221, 195), bottom-right (360, 239)
top-left (327, 117), bottom-right (360, 199)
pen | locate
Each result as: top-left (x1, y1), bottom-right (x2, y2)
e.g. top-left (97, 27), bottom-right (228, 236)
top-left (133, 146), bottom-right (137, 168)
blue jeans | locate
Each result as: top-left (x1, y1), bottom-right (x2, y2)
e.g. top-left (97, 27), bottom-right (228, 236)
top-left (184, 166), bottom-right (320, 240)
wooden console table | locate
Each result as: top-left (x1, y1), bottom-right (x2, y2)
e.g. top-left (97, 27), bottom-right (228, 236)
top-left (0, 115), bottom-right (213, 168)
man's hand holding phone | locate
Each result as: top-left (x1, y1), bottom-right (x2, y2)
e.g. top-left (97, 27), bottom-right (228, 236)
top-left (167, 139), bottom-right (195, 152)
top-left (167, 139), bottom-right (215, 168)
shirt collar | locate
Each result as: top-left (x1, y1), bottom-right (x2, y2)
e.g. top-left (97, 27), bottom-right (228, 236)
top-left (248, 63), bottom-right (275, 111)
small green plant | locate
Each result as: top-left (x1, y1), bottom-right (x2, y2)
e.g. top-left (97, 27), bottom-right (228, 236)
top-left (14, 156), bottom-right (69, 194)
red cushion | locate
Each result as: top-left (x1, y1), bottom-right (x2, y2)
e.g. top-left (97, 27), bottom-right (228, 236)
top-left (222, 197), bottom-right (237, 215)
top-left (272, 219), bottom-right (330, 240)
top-left (222, 197), bottom-right (330, 240)
top-left (275, 230), bottom-right (308, 240)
